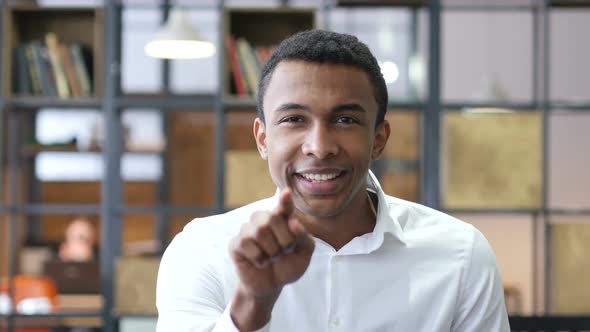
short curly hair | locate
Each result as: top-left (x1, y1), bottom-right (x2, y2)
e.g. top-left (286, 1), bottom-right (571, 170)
top-left (256, 29), bottom-right (388, 127)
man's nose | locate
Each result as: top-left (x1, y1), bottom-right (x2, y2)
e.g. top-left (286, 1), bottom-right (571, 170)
top-left (301, 124), bottom-right (339, 159)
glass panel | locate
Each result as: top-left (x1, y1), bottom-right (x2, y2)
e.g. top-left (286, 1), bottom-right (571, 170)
top-left (123, 214), bottom-right (156, 254)
top-left (549, 112), bottom-right (590, 209)
top-left (168, 111), bottom-right (216, 208)
top-left (122, 110), bottom-right (165, 152)
top-left (550, 10), bottom-right (590, 102)
top-left (328, 8), bottom-right (429, 101)
top-left (550, 217), bottom-right (590, 314)
top-left (454, 213), bottom-right (535, 315)
top-left (36, 109), bottom-right (100, 150)
top-left (122, 7), bottom-right (162, 94)
top-left (124, 180), bottom-right (157, 207)
top-left (442, 111), bottom-right (542, 209)
top-left (170, 9), bottom-right (218, 94)
top-left (381, 111), bottom-right (420, 202)
top-left (225, 111), bottom-right (275, 208)
top-left (442, 12), bottom-right (533, 103)
top-left (36, 152), bottom-right (161, 182)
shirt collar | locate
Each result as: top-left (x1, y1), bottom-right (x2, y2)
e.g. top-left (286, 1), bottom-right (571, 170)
top-left (366, 170), bottom-right (407, 246)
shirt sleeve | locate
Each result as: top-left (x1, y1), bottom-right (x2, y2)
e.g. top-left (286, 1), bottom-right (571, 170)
top-left (451, 227), bottom-right (511, 332)
top-left (156, 228), bottom-right (271, 332)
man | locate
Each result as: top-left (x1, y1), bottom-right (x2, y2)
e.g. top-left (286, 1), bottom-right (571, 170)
top-left (156, 30), bottom-right (510, 332)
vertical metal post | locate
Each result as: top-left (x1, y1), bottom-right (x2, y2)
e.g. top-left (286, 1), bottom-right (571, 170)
top-left (101, 1), bottom-right (123, 331)
top-left (532, 2), bottom-right (539, 105)
top-left (409, 8), bottom-right (419, 101)
top-left (155, 0), bottom-right (171, 254)
top-left (157, 115), bottom-right (170, 252)
top-left (421, 0), bottom-right (441, 209)
top-left (541, 0), bottom-right (551, 314)
top-left (1, 6), bottom-right (12, 332)
top-left (215, 0), bottom-right (226, 213)
top-left (7, 113), bottom-right (18, 332)
top-left (0, 1), bottom-right (5, 285)
top-left (25, 112), bottom-right (41, 242)
top-left (532, 211), bottom-right (538, 314)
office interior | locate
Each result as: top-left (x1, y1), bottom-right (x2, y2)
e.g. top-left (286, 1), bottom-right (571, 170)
top-left (0, 0), bottom-right (589, 331)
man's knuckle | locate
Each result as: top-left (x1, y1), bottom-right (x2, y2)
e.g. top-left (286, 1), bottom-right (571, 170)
top-left (254, 226), bottom-right (268, 240)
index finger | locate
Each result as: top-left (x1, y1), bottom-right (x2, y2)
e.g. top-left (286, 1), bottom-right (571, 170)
top-left (275, 187), bottom-right (294, 218)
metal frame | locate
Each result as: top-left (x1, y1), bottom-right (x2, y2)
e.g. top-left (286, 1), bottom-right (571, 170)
top-left (422, 0), bottom-right (441, 209)
top-left (101, 1), bottom-right (123, 331)
top-left (541, 0), bottom-right (552, 314)
top-left (215, 0), bottom-right (227, 214)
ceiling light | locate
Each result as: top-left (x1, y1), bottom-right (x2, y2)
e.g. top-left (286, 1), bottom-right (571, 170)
top-left (380, 61), bottom-right (399, 84)
top-left (145, 8), bottom-right (215, 59)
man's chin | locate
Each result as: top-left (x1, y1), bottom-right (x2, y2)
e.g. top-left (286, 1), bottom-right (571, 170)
top-left (295, 200), bottom-right (344, 220)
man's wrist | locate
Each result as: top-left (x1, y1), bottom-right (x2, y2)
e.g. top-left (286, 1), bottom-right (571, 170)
top-left (230, 285), bottom-right (281, 332)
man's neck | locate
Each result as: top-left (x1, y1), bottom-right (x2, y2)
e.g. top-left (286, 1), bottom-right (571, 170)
top-left (296, 190), bottom-right (377, 251)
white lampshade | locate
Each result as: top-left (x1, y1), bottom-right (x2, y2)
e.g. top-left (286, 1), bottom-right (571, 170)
top-left (145, 8), bottom-right (215, 59)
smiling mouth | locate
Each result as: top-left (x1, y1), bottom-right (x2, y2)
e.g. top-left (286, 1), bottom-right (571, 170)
top-left (295, 170), bottom-right (344, 182)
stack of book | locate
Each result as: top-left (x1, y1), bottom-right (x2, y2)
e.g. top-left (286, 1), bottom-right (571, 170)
top-left (226, 36), bottom-right (275, 97)
top-left (13, 32), bottom-right (93, 98)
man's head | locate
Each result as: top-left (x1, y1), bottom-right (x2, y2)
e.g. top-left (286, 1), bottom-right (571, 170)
top-left (253, 30), bottom-right (390, 220)
top-left (257, 30), bottom-right (388, 127)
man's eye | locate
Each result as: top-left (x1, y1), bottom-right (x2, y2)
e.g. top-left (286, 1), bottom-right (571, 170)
top-left (280, 116), bottom-right (303, 123)
top-left (335, 116), bottom-right (357, 124)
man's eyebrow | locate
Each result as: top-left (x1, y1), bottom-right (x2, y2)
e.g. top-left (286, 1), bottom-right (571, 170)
top-left (272, 103), bottom-right (366, 113)
top-left (332, 103), bottom-right (367, 113)
top-left (273, 103), bottom-right (310, 113)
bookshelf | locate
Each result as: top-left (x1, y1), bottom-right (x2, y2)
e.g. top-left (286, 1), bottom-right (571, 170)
top-left (2, 5), bottom-right (103, 98)
top-left (224, 8), bottom-right (315, 98)
top-left (0, 1), bottom-right (589, 331)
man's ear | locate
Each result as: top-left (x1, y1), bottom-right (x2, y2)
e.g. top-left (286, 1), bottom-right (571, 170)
top-left (372, 119), bottom-right (391, 160)
top-left (253, 117), bottom-right (268, 160)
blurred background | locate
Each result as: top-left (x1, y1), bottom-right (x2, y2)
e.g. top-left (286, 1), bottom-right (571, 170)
top-left (0, 0), bottom-right (589, 331)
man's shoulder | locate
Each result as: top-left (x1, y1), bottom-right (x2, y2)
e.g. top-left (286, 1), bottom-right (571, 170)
top-left (382, 194), bottom-right (478, 246)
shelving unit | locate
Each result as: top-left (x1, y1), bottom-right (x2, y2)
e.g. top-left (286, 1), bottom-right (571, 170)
top-left (0, 0), bottom-right (589, 331)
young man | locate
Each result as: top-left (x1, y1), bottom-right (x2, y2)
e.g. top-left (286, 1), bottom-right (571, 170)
top-left (156, 30), bottom-right (510, 332)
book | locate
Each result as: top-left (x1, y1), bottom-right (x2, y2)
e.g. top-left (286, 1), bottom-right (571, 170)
top-left (71, 44), bottom-right (92, 96)
top-left (45, 32), bottom-right (70, 98)
top-left (24, 44), bottom-right (42, 95)
top-left (236, 38), bottom-right (260, 96)
top-left (30, 41), bottom-right (57, 96)
top-left (226, 36), bottom-right (248, 96)
top-left (13, 46), bottom-right (32, 94)
top-left (59, 44), bottom-right (81, 97)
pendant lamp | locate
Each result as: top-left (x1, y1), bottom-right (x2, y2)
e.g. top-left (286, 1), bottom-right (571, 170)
top-left (145, 8), bottom-right (215, 59)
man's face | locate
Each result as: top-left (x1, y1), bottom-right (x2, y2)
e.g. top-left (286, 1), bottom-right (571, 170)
top-left (254, 60), bottom-right (389, 219)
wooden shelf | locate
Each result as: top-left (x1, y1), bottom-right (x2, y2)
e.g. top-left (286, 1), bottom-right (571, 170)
top-left (6, 96), bottom-right (101, 109)
top-left (21, 144), bottom-right (164, 157)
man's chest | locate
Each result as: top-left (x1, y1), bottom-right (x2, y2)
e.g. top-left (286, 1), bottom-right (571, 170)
top-left (266, 248), bottom-right (464, 332)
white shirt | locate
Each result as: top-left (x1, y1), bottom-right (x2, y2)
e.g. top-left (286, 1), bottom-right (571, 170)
top-left (156, 172), bottom-right (510, 332)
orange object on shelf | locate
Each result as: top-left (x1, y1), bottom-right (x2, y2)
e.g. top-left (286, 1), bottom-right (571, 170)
top-left (0, 275), bottom-right (58, 311)
top-left (0, 276), bottom-right (58, 332)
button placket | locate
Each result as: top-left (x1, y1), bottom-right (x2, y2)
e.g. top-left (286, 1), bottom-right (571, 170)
top-left (329, 254), bottom-right (343, 330)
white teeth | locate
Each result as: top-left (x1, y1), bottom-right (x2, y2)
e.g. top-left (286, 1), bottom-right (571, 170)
top-left (301, 172), bottom-right (340, 182)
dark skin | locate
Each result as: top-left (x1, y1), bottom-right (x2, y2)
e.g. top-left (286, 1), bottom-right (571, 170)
top-left (228, 60), bottom-right (390, 331)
